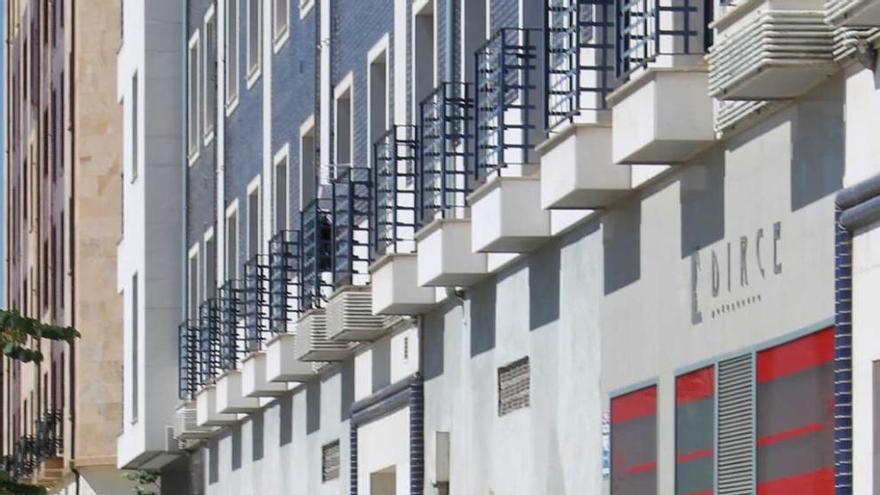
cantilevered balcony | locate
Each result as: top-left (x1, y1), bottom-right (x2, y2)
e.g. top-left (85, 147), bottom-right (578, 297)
top-left (469, 28), bottom-right (552, 253)
top-left (609, 0), bottom-right (714, 164)
top-left (213, 281), bottom-right (260, 414)
top-left (239, 255), bottom-right (289, 398)
top-left (295, 197), bottom-right (354, 361)
top-left (709, 0), bottom-right (835, 100)
top-left (370, 126), bottom-right (438, 315)
top-left (325, 166), bottom-right (386, 342)
top-left (827, 0), bottom-right (880, 26)
top-left (416, 82), bottom-right (489, 286)
top-left (264, 229), bottom-right (317, 382)
top-left (540, 0), bottom-right (631, 209)
top-left (192, 298), bottom-right (238, 426)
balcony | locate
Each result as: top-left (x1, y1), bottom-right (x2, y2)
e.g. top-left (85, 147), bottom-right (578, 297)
top-left (240, 254), bottom-right (289, 397)
top-left (263, 230), bottom-right (317, 382)
top-left (827, 0), bottom-right (880, 26)
top-left (416, 82), bottom-right (488, 286)
top-left (213, 282), bottom-right (260, 414)
top-left (192, 298), bottom-right (238, 425)
top-left (469, 28), bottom-right (551, 252)
top-left (540, 0), bottom-right (631, 209)
top-left (325, 166), bottom-right (386, 341)
top-left (609, 0), bottom-right (714, 164)
top-left (293, 308), bottom-right (353, 362)
top-left (370, 126), bottom-right (438, 315)
top-left (709, 1), bottom-right (835, 100)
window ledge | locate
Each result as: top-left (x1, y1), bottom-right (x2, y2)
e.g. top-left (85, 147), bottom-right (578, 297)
top-left (273, 28), bottom-right (291, 54)
top-left (300, 0), bottom-right (315, 19)
top-left (246, 67), bottom-right (262, 89)
top-left (188, 150), bottom-right (201, 167)
top-left (226, 97), bottom-right (240, 117)
top-left (204, 129), bottom-right (216, 146)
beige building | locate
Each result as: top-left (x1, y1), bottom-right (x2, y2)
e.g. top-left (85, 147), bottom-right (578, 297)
top-left (3, 0), bottom-right (134, 492)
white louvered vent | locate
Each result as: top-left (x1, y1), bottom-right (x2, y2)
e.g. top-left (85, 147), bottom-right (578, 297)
top-left (827, 0), bottom-right (880, 27)
top-left (708, 9), bottom-right (835, 100)
top-left (326, 286), bottom-right (387, 341)
top-left (322, 440), bottom-right (340, 482)
top-left (294, 309), bottom-right (353, 362)
top-left (174, 402), bottom-right (216, 440)
top-left (717, 353), bottom-right (755, 495)
top-left (714, 99), bottom-right (788, 137)
top-left (498, 357), bottom-right (530, 417)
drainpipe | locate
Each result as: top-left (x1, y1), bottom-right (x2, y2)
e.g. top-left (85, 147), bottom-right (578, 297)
top-left (833, 173), bottom-right (880, 495)
top-left (182, 0), bottom-right (190, 323)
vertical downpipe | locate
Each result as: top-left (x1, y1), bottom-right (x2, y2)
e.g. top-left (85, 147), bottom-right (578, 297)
top-left (835, 204), bottom-right (853, 494)
top-left (182, 0), bottom-right (190, 327)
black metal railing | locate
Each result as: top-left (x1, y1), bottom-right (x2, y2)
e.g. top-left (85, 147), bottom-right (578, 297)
top-left (243, 255), bottom-right (270, 351)
top-left (178, 320), bottom-right (200, 400)
top-left (9, 436), bottom-right (36, 479)
top-left (331, 166), bottom-right (372, 287)
top-left (301, 199), bottom-right (333, 309)
top-left (373, 126), bottom-right (419, 258)
top-left (614, 0), bottom-right (712, 82)
top-left (217, 280), bottom-right (242, 372)
top-left (35, 410), bottom-right (62, 459)
top-left (419, 82), bottom-right (474, 226)
top-left (475, 27), bottom-right (542, 181)
top-left (268, 229), bottom-right (302, 333)
top-left (546, 0), bottom-right (615, 130)
top-left (198, 297), bottom-right (222, 382)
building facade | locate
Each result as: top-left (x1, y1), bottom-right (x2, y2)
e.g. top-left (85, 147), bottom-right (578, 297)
top-left (116, 0), bottom-right (880, 494)
top-left (2, 0), bottom-right (134, 493)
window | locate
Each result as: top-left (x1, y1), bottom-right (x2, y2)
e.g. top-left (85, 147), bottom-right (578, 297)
top-left (247, 0), bottom-right (261, 82)
top-left (367, 41), bottom-right (388, 162)
top-left (756, 328), bottom-right (834, 493)
top-left (273, 147), bottom-right (289, 231)
top-left (247, 181), bottom-right (261, 258)
top-left (414, 1), bottom-right (435, 106)
top-left (462, 0), bottom-right (487, 84)
top-left (300, 118), bottom-right (316, 206)
top-left (226, 205), bottom-right (239, 279)
top-left (322, 440), bottom-right (340, 482)
top-left (188, 33), bottom-right (201, 159)
top-left (334, 80), bottom-right (353, 166)
top-left (611, 385), bottom-right (657, 495)
top-left (226, 0), bottom-right (240, 107)
top-left (204, 9), bottom-right (217, 141)
top-left (675, 367), bottom-right (715, 495)
top-left (497, 357), bottom-right (530, 416)
top-left (131, 72), bottom-right (139, 180)
top-left (204, 231), bottom-right (216, 299)
top-left (130, 273), bottom-right (139, 424)
top-left (273, 0), bottom-right (289, 47)
top-left (188, 246), bottom-right (201, 320)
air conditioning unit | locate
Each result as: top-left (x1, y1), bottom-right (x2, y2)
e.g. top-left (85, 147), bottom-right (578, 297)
top-left (294, 309), bottom-right (354, 362)
top-left (326, 286), bottom-right (387, 341)
top-left (709, 5), bottom-right (835, 100)
top-left (827, 0), bottom-right (880, 27)
top-left (174, 402), bottom-right (216, 441)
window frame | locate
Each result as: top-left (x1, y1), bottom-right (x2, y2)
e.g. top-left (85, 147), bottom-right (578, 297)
top-left (225, 0), bottom-right (241, 112)
top-left (203, 228), bottom-right (216, 300)
top-left (187, 31), bottom-right (202, 164)
top-left (246, 0), bottom-right (262, 87)
top-left (131, 71), bottom-right (139, 182)
top-left (273, 0), bottom-right (290, 52)
top-left (299, 115), bottom-right (316, 207)
top-left (366, 36), bottom-right (390, 167)
top-left (225, 200), bottom-right (241, 281)
top-left (246, 176), bottom-right (262, 259)
top-left (203, 6), bottom-right (217, 144)
top-left (333, 73), bottom-right (354, 168)
top-left (299, 0), bottom-right (314, 19)
top-left (273, 144), bottom-right (290, 232)
top-left (188, 243), bottom-right (201, 321)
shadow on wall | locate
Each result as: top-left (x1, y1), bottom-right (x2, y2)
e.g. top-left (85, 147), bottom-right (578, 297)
top-left (307, 380), bottom-right (322, 434)
top-left (529, 243), bottom-right (561, 332)
top-left (208, 439), bottom-right (219, 485)
top-left (680, 146), bottom-right (726, 259)
top-left (372, 336), bottom-right (392, 394)
top-left (422, 310), bottom-right (446, 381)
top-left (232, 423), bottom-right (242, 471)
top-left (279, 394), bottom-right (294, 446)
top-left (603, 200), bottom-right (641, 295)
top-left (252, 410), bottom-right (265, 462)
top-left (470, 281), bottom-right (497, 357)
top-left (340, 361), bottom-right (355, 420)
top-left (790, 78), bottom-right (844, 211)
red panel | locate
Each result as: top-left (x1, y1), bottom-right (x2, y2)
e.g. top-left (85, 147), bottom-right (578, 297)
top-left (676, 366), bottom-right (714, 406)
top-left (757, 468), bottom-right (834, 495)
top-left (757, 422), bottom-right (826, 448)
top-left (611, 386), bottom-right (657, 425)
top-left (757, 328), bottom-right (834, 384)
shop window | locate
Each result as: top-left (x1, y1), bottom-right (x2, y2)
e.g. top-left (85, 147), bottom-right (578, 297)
top-left (756, 328), bottom-right (834, 494)
top-left (676, 366), bottom-right (715, 495)
top-left (498, 357), bottom-right (530, 416)
top-left (322, 440), bottom-right (340, 482)
top-left (611, 385), bottom-right (657, 495)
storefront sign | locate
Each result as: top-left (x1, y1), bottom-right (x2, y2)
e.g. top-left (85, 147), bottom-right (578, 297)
top-left (691, 221), bottom-right (783, 324)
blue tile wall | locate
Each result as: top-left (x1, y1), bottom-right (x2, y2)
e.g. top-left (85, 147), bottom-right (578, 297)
top-left (491, 0), bottom-right (518, 31)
